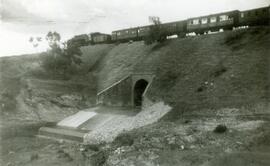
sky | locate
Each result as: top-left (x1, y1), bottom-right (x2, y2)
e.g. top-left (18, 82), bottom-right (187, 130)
top-left (0, 0), bottom-right (269, 57)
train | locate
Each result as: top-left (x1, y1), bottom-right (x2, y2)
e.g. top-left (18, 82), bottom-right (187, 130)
top-left (67, 32), bottom-right (111, 45)
top-left (70, 6), bottom-right (270, 44)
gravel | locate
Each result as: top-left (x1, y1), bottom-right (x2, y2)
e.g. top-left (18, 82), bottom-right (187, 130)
top-left (84, 102), bottom-right (171, 144)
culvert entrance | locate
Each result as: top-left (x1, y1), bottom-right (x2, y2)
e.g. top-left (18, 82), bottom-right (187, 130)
top-left (133, 79), bottom-right (148, 107)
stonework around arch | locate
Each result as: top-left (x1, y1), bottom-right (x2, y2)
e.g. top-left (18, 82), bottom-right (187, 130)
top-left (97, 73), bottom-right (155, 107)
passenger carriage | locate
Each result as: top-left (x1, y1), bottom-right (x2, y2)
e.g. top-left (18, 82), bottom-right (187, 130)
top-left (90, 32), bottom-right (111, 44)
top-left (112, 27), bottom-right (139, 42)
top-left (187, 10), bottom-right (239, 34)
top-left (162, 20), bottom-right (187, 37)
top-left (239, 6), bottom-right (270, 26)
top-left (100, 6), bottom-right (269, 44)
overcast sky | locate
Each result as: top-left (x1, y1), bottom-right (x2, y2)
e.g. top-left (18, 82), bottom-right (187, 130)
top-left (0, 0), bottom-right (269, 57)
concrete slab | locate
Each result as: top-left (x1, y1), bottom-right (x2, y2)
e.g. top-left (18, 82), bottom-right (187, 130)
top-left (39, 106), bottom-right (138, 142)
top-left (39, 127), bottom-right (87, 142)
top-left (57, 111), bottom-right (97, 128)
top-left (80, 114), bottom-right (119, 130)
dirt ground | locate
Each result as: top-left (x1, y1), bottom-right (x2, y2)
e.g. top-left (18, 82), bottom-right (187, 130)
top-left (102, 115), bottom-right (270, 166)
top-left (0, 61), bottom-right (94, 165)
top-left (1, 110), bottom-right (270, 166)
top-left (0, 117), bottom-right (86, 166)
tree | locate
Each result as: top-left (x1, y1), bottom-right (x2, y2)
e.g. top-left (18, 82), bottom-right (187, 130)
top-left (29, 36), bottom-right (42, 52)
top-left (42, 31), bottom-right (62, 74)
top-left (42, 31), bottom-right (82, 78)
top-left (144, 16), bottom-right (167, 45)
top-left (46, 31), bottom-right (61, 48)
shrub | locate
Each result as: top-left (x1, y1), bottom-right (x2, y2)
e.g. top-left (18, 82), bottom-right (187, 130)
top-left (83, 144), bottom-right (100, 152)
top-left (213, 124), bottom-right (227, 133)
top-left (212, 67), bottom-right (227, 78)
top-left (196, 86), bottom-right (204, 92)
top-left (113, 132), bottom-right (134, 147)
top-left (89, 151), bottom-right (107, 166)
top-left (41, 31), bottom-right (83, 79)
top-left (40, 51), bottom-right (79, 79)
top-left (144, 17), bottom-right (167, 45)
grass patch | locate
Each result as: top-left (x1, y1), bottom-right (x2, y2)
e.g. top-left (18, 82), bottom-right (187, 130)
top-left (212, 67), bottom-right (227, 78)
top-left (113, 132), bottom-right (134, 147)
top-left (89, 151), bottom-right (107, 166)
top-left (151, 40), bottom-right (170, 51)
top-left (224, 30), bottom-right (247, 45)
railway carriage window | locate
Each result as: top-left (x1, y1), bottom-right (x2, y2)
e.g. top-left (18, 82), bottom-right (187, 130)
top-left (219, 15), bottom-right (229, 22)
top-left (193, 19), bottom-right (200, 25)
top-left (210, 17), bottom-right (217, 23)
top-left (140, 28), bottom-right (147, 33)
top-left (201, 18), bottom-right (208, 24)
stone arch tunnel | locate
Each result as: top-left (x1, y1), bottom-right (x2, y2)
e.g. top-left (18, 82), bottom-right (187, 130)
top-left (97, 73), bottom-right (154, 108)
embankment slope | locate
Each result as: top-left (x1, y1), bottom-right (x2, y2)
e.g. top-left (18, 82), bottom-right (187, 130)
top-left (1, 27), bottom-right (269, 120)
top-left (88, 27), bottom-right (270, 117)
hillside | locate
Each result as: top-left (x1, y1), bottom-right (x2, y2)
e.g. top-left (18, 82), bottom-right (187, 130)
top-left (0, 27), bottom-right (269, 130)
top-left (0, 54), bottom-right (98, 122)
top-left (146, 27), bottom-right (270, 117)
top-left (84, 27), bottom-right (270, 117)
top-left (81, 27), bottom-right (270, 166)
top-left (84, 41), bottom-right (154, 91)
top-left (1, 27), bottom-right (270, 166)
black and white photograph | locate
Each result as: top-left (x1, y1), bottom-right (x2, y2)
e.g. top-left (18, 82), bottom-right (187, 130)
top-left (0, 0), bottom-right (270, 165)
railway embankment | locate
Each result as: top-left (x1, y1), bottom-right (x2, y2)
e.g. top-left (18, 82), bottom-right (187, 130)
top-left (1, 27), bottom-right (270, 166)
top-left (84, 27), bottom-right (270, 118)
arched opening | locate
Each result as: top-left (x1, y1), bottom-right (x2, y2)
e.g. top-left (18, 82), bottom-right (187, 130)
top-left (134, 79), bottom-right (148, 107)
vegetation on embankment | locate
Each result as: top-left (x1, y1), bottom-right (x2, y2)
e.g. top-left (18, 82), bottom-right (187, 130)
top-left (86, 27), bottom-right (270, 119)
top-left (1, 27), bottom-right (269, 121)
top-left (145, 27), bottom-right (270, 118)
top-left (0, 50), bottom-right (103, 121)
